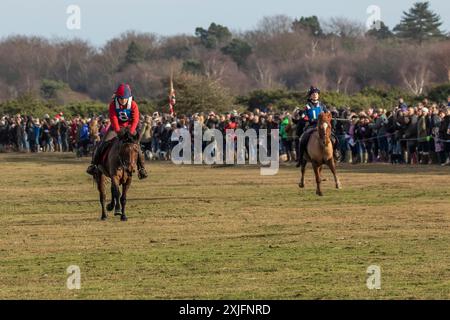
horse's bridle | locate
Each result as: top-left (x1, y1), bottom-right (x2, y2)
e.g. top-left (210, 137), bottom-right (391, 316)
top-left (118, 141), bottom-right (139, 175)
top-left (318, 118), bottom-right (332, 147)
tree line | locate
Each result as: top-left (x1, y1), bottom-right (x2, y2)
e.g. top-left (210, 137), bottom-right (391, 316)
top-left (0, 1), bottom-right (450, 114)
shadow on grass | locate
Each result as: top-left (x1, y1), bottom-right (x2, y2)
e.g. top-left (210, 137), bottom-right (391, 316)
top-left (0, 152), bottom-right (85, 165)
top-left (284, 162), bottom-right (450, 176)
top-left (19, 196), bottom-right (218, 205)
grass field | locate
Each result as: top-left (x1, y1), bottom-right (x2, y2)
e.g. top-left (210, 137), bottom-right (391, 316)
top-left (0, 152), bottom-right (449, 299)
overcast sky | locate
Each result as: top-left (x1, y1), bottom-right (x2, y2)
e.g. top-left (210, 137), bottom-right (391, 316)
top-left (1, 0), bottom-right (449, 47)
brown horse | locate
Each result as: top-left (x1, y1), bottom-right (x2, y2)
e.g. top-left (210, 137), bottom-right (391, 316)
top-left (95, 129), bottom-right (139, 221)
top-left (298, 112), bottom-right (341, 196)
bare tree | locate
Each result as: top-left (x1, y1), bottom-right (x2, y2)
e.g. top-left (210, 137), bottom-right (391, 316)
top-left (399, 50), bottom-right (431, 95)
top-left (430, 42), bottom-right (450, 82)
top-left (324, 17), bottom-right (365, 38)
top-left (256, 15), bottom-right (293, 39)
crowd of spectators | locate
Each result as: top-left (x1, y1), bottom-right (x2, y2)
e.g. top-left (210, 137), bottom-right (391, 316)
top-left (1, 97), bottom-right (450, 166)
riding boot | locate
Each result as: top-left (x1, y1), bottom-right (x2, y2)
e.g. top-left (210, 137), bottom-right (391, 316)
top-left (86, 141), bottom-right (109, 176)
top-left (330, 133), bottom-right (342, 162)
top-left (136, 148), bottom-right (148, 180)
top-left (296, 146), bottom-right (304, 167)
top-left (87, 146), bottom-right (101, 176)
top-left (296, 132), bottom-right (310, 168)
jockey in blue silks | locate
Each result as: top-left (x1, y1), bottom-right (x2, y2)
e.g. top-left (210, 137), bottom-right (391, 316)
top-left (296, 86), bottom-right (341, 166)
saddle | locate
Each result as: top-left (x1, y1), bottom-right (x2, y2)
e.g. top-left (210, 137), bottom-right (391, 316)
top-left (99, 138), bottom-right (118, 165)
top-left (301, 127), bottom-right (317, 143)
top-left (101, 144), bottom-right (112, 164)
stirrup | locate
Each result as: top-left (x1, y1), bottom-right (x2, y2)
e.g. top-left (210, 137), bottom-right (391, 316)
top-left (86, 164), bottom-right (98, 176)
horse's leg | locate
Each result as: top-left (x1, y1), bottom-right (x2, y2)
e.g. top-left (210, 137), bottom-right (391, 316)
top-left (319, 165), bottom-right (327, 181)
top-left (120, 177), bottom-right (132, 222)
top-left (299, 160), bottom-right (306, 188)
top-left (328, 159), bottom-right (342, 189)
top-left (312, 162), bottom-right (323, 196)
top-left (97, 174), bottom-right (107, 220)
top-left (107, 183), bottom-right (115, 212)
top-left (111, 176), bottom-right (122, 216)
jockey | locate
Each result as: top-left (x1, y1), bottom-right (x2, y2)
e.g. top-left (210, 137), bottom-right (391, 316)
top-left (297, 86), bottom-right (341, 164)
top-left (86, 83), bottom-right (148, 179)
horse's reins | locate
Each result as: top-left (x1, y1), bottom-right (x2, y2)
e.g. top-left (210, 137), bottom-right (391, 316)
top-left (117, 139), bottom-right (138, 175)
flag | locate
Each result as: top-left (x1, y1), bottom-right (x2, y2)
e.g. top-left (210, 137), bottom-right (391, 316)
top-left (169, 77), bottom-right (176, 116)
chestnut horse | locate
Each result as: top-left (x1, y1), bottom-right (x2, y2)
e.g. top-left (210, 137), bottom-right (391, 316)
top-left (298, 112), bottom-right (341, 196)
top-left (95, 129), bottom-right (139, 221)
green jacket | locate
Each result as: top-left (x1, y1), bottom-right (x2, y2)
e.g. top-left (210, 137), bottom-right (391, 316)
top-left (280, 118), bottom-right (290, 140)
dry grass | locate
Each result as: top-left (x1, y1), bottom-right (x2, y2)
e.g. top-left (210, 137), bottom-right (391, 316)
top-left (0, 152), bottom-right (449, 299)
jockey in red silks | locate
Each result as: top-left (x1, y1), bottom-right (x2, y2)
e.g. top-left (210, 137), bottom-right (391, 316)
top-left (86, 83), bottom-right (148, 179)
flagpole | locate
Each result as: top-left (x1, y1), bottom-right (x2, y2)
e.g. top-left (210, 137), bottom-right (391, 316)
top-left (168, 64), bottom-right (176, 117)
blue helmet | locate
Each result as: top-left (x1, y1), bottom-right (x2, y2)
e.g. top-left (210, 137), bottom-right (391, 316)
top-left (307, 86), bottom-right (321, 96)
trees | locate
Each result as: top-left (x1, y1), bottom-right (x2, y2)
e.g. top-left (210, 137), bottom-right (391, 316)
top-left (221, 39), bottom-right (252, 68)
top-left (427, 83), bottom-right (450, 103)
top-left (366, 21), bottom-right (394, 39)
top-left (195, 23), bottom-right (232, 49)
top-left (182, 60), bottom-right (204, 75)
top-left (292, 16), bottom-right (323, 36)
top-left (159, 35), bottom-right (196, 60)
top-left (398, 49), bottom-right (432, 95)
top-left (1, 5), bottom-right (450, 106)
top-left (54, 39), bottom-right (94, 93)
top-left (162, 74), bottom-right (234, 115)
top-left (256, 15), bottom-right (293, 38)
top-left (324, 17), bottom-right (365, 38)
top-left (429, 42), bottom-right (450, 82)
top-left (394, 1), bottom-right (445, 42)
top-left (125, 41), bottom-right (145, 65)
top-left (40, 79), bottom-right (66, 99)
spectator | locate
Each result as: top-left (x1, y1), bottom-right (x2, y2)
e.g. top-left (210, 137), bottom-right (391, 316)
top-left (417, 107), bottom-right (431, 164)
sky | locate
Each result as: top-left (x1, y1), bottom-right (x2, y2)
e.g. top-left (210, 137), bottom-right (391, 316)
top-left (0, 0), bottom-right (449, 47)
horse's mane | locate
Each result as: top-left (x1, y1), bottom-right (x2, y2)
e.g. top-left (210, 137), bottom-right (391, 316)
top-left (117, 129), bottom-right (138, 144)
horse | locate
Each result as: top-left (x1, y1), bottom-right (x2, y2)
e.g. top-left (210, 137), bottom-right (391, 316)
top-left (298, 111), bottom-right (342, 196)
top-left (95, 129), bottom-right (139, 221)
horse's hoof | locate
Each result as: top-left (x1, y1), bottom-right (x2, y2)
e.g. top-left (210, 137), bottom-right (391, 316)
top-left (316, 191), bottom-right (323, 196)
top-left (336, 183), bottom-right (342, 190)
top-left (106, 203), bottom-right (114, 212)
top-left (138, 169), bottom-right (148, 180)
top-left (298, 183), bottom-right (304, 189)
top-left (121, 215), bottom-right (128, 222)
top-left (101, 215), bottom-right (107, 221)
